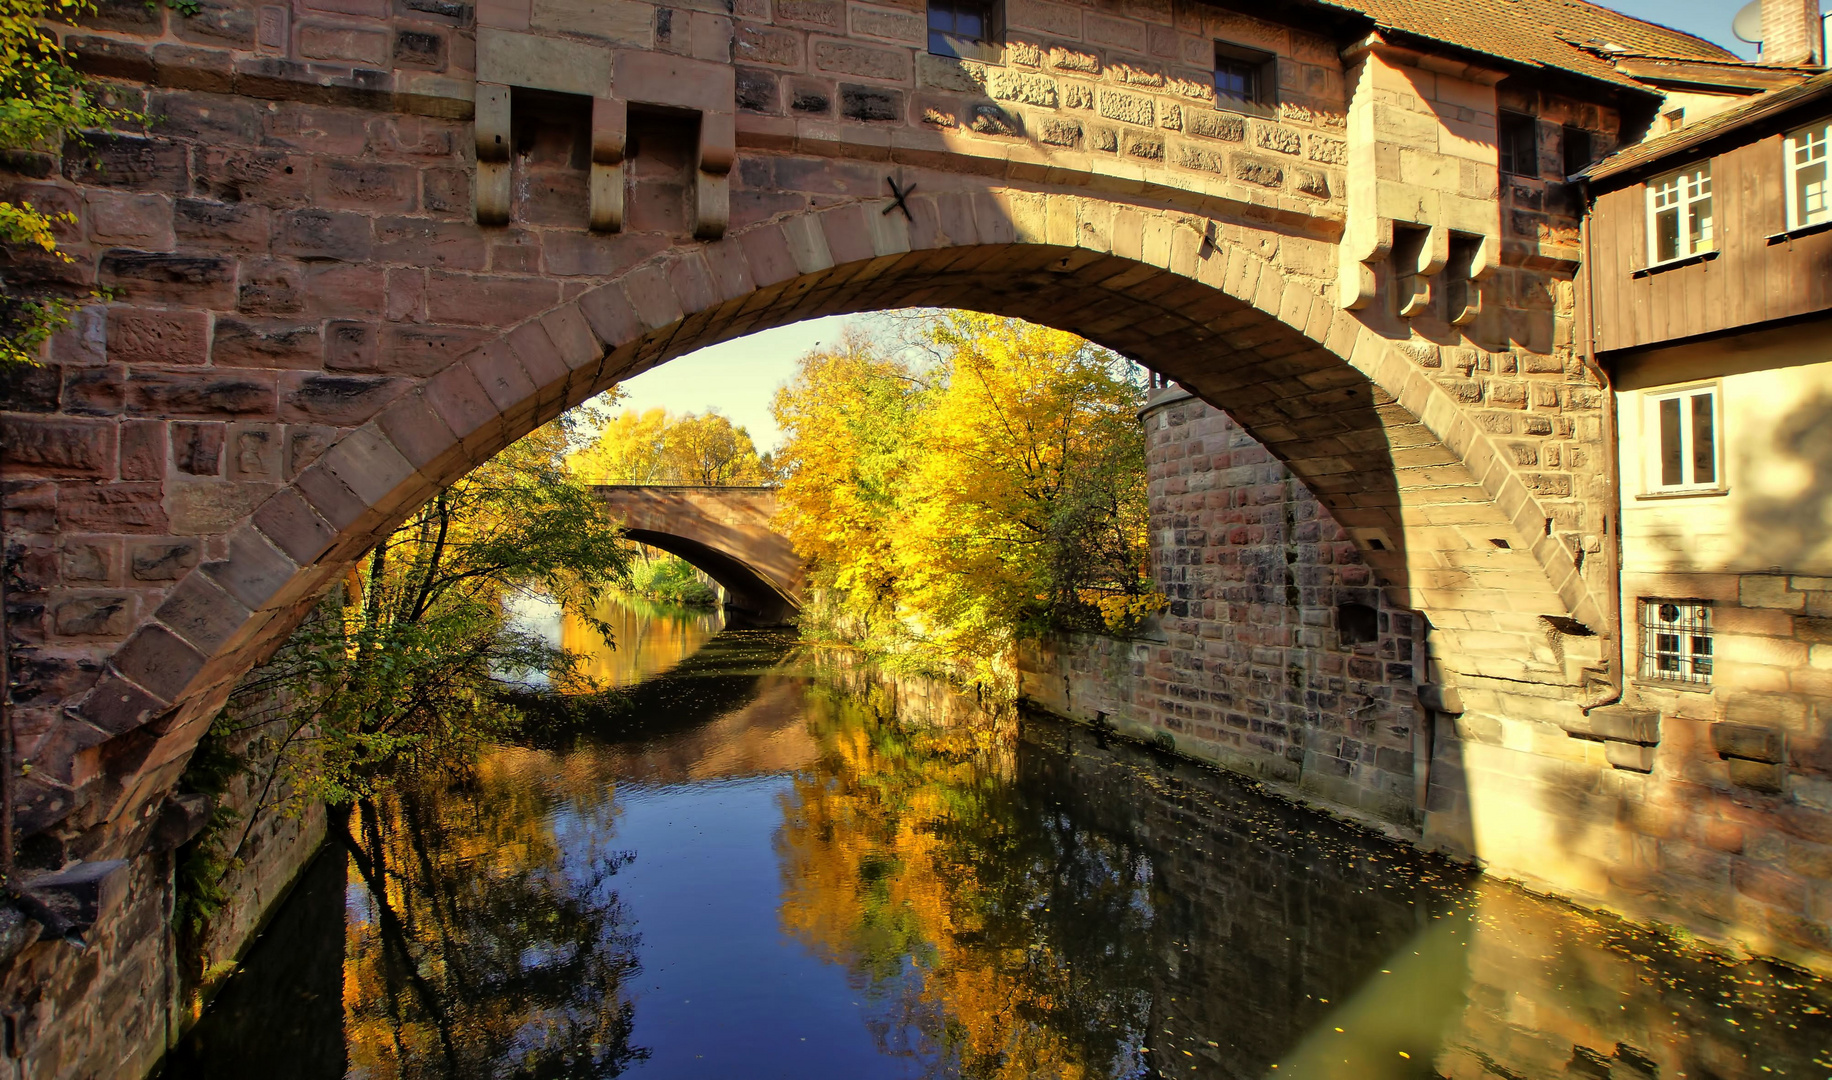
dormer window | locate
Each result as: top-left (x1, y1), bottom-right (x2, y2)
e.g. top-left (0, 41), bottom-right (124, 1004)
top-left (1786, 118), bottom-right (1830, 230)
top-left (1647, 163), bottom-right (1713, 264)
top-left (1214, 42), bottom-right (1274, 107)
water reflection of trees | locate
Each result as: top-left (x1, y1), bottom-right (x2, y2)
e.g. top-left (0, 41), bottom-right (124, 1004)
top-left (340, 751), bottom-right (647, 1080)
top-left (777, 684), bottom-right (1159, 1079)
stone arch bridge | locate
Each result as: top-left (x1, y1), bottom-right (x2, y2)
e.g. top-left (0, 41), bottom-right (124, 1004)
top-left (0, 0), bottom-right (1730, 1058)
top-left (595, 484), bottom-right (802, 623)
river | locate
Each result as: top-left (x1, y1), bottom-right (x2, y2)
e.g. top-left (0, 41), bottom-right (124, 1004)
top-left (162, 597), bottom-right (1832, 1079)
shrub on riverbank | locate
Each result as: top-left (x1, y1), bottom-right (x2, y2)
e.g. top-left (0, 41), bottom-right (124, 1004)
top-left (625, 552), bottom-right (719, 608)
top-left (174, 412), bottom-right (636, 938)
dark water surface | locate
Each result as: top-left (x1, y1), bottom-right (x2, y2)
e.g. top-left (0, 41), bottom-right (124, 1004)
top-left (165, 606), bottom-right (1832, 1079)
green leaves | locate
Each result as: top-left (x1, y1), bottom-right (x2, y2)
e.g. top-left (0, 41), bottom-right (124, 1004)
top-left (0, 0), bottom-right (141, 367)
top-left (190, 414), bottom-right (640, 886)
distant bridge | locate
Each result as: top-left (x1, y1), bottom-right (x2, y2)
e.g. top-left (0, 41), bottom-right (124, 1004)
top-left (594, 486), bottom-right (803, 625)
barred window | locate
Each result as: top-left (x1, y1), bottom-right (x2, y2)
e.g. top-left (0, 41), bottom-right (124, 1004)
top-left (1641, 600), bottom-right (1712, 685)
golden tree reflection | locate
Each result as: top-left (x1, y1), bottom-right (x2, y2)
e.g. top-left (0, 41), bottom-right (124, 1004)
top-left (559, 594), bottom-right (724, 690)
top-left (776, 685), bottom-right (1160, 1078)
top-left (340, 749), bottom-right (647, 1079)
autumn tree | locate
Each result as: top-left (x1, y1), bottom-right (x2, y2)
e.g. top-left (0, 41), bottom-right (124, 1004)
top-left (771, 313), bottom-right (1157, 669)
top-left (177, 411), bottom-right (638, 935)
top-left (570, 406), bottom-right (773, 486)
top-left (770, 331), bottom-right (928, 633)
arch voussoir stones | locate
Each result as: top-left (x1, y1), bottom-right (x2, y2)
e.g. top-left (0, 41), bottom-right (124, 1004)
top-left (15, 175), bottom-right (1607, 857)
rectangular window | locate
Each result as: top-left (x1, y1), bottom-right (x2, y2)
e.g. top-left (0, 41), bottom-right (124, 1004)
top-left (1562, 125), bottom-right (1593, 177)
top-left (1214, 42), bottom-right (1274, 106)
top-left (1786, 118), bottom-right (1831, 230)
top-left (1499, 112), bottom-right (1537, 176)
top-left (1645, 385), bottom-right (1720, 492)
top-left (1646, 163), bottom-right (1714, 264)
top-left (928, 0), bottom-right (996, 58)
top-left (1640, 599), bottom-right (1712, 685)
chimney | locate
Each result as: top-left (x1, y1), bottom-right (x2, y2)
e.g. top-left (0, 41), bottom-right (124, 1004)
top-left (1761, 0), bottom-right (1823, 65)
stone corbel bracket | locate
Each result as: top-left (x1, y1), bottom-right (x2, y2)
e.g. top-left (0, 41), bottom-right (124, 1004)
top-left (1561, 704), bottom-right (1660, 773)
top-left (1336, 34), bottom-right (1504, 321)
top-left (473, 33), bottom-right (734, 238)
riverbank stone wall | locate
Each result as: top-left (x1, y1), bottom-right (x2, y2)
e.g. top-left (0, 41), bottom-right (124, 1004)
top-left (1021, 387), bottom-right (1832, 974)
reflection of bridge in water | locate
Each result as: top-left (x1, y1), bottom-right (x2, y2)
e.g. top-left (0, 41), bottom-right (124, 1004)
top-left (593, 485), bottom-right (805, 626)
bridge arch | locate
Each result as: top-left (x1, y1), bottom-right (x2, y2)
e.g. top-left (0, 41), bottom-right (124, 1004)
top-left (21, 192), bottom-right (1601, 854)
top-left (594, 485), bottom-right (802, 625)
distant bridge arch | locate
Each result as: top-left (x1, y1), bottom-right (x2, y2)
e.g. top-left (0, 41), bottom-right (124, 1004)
top-left (596, 485), bottom-right (803, 625)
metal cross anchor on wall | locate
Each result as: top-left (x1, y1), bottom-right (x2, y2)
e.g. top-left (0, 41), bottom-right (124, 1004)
top-left (884, 177), bottom-right (916, 223)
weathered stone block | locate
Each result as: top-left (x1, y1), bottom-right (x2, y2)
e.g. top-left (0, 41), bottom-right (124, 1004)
top-left (175, 197), bottom-right (269, 252)
top-left (1187, 109), bottom-right (1244, 141)
top-left (52, 593), bottom-right (132, 637)
top-left (1728, 758), bottom-right (1786, 794)
top-left (840, 83), bottom-right (902, 122)
top-left (812, 38), bottom-right (910, 81)
top-left (989, 71), bottom-right (1058, 107)
top-left (61, 133), bottom-right (188, 192)
top-left (100, 252), bottom-right (236, 307)
top-left (108, 307), bottom-right (210, 366)
top-left (127, 370), bottom-right (276, 418)
top-left (1097, 88), bottom-right (1154, 127)
top-left (18, 860), bottom-right (129, 938)
top-left (279, 373), bottom-right (408, 426)
top-left (172, 421), bottom-right (225, 476)
top-left (212, 319), bottom-right (324, 369)
top-left (0, 417), bottom-right (116, 478)
top-left (1713, 721), bottom-right (1785, 764)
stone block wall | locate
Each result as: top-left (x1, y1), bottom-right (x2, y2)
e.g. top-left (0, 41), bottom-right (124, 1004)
top-left (1020, 386), bottom-right (1430, 826)
top-left (728, 0), bottom-right (1350, 214)
top-left (1021, 385), bottom-right (1832, 973)
top-left (0, 768), bottom-right (323, 1079)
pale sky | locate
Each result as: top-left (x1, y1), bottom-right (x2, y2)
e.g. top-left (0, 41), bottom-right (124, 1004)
top-left (601, 314), bottom-right (869, 453)
top-left (604, 0), bottom-right (1813, 448)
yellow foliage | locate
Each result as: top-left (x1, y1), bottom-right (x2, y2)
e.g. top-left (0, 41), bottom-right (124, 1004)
top-left (771, 313), bottom-right (1153, 668)
top-left (569, 405), bottom-right (772, 485)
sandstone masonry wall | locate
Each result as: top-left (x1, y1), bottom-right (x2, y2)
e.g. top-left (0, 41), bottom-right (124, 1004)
top-left (1021, 387), bottom-right (1429, 826)
top-left (1024, 387), bottom-right (1832, 974)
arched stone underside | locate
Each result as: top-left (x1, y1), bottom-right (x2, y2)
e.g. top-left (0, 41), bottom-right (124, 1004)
top-left (26, 189), bottom-right (1608, 858)
top-left (623, 529), bottom-right (796, 623)
top-left (593, 483), bottom-right (803, 624)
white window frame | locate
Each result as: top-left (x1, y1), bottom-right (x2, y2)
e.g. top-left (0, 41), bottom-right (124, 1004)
top-left (1642, 383), bottom-right (1723, 495)
top-left (1785, 118), bottom-right (1831, 231)
top-left (1645, 162), bottom-right (1714, 265)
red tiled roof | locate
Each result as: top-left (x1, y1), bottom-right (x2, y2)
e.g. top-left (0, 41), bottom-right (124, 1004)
top-left (1580, 67), bottom-right (1832, 182)
top-left (1310, 0), bottom-right (1743, 89)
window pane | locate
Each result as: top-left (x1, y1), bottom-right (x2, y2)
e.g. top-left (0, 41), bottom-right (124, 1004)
top-left (1563, 126), bottom-right (1591, 176)
top-left (1655, 206), bottom-right (1680, 263)
top-left (1216, 62), bottom-right (1251, 100)
top-left (929, 4), bottom-right (952, 30)
top-left (1659, 395), bottom-right (1683, 486)
top-left (1690, 393), bottom-right (1715, 485)
top-left (1691, 195), bottom-right (1713, 253)
top-left (1800, 158), bottom-right (1829, 225)
top-left (955, 7), bottom-right (981, 37)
